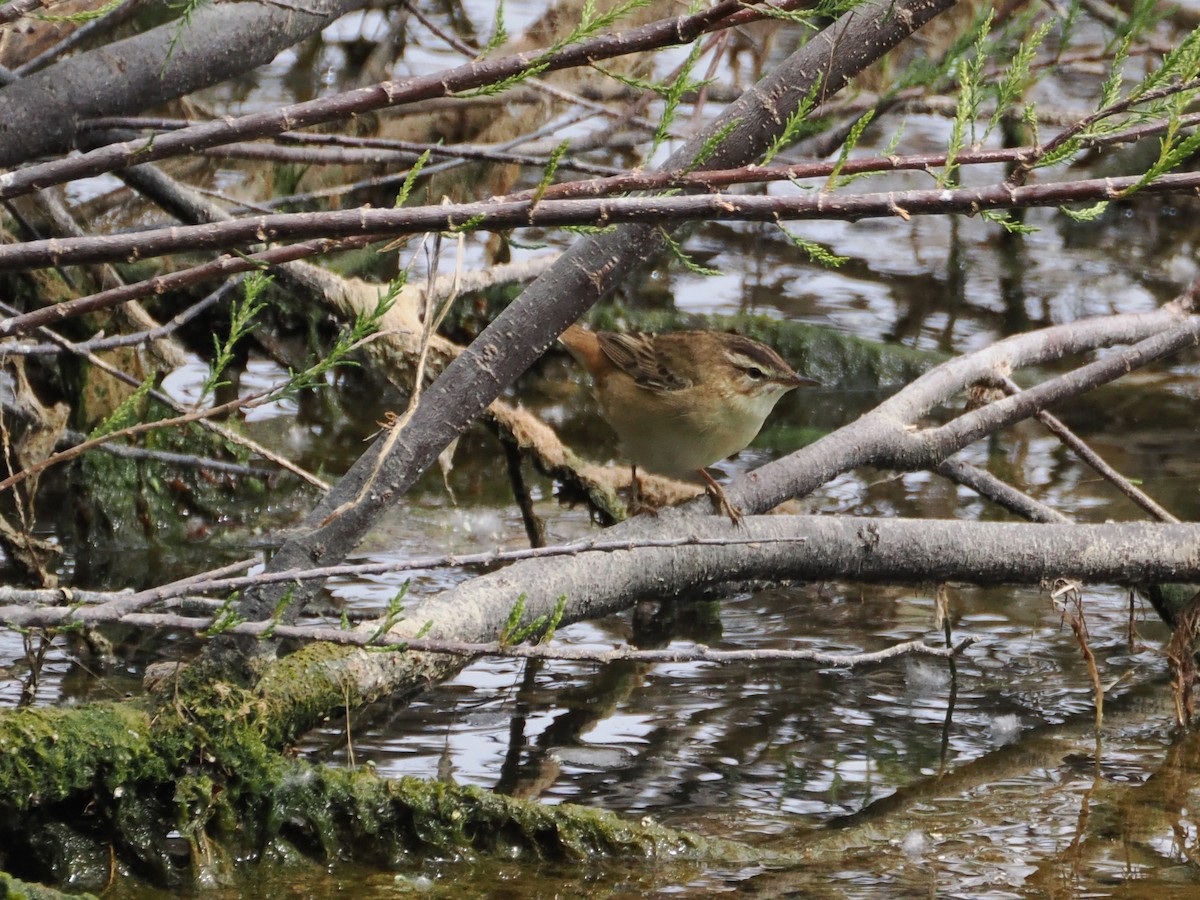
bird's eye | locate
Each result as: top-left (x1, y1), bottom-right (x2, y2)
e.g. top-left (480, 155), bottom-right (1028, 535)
top-left (745, 366), bottom-right (766, 380)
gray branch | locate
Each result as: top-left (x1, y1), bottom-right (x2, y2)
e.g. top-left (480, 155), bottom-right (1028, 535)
top-left (0, 0), bottom-right (373, 165)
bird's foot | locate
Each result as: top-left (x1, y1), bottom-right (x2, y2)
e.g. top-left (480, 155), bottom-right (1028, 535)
top-left (699, 469), bottom-right (743, 526)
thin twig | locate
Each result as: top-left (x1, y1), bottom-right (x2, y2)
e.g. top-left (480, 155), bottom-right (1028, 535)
top-left (0, 535), bottom-right (809, 613)
top-left (935, 457), bottom-right (1071, 524)
top-left (1050, 579), bottom-right (1104, 732)
top-left (0, 294), bottom-right (329, 490)
top-left (132, 613), bottom-right (987, 669)
top-left (1000, 375), bottom-right (1178, 523)
top-left (0, 283), bottom-right (230, 356)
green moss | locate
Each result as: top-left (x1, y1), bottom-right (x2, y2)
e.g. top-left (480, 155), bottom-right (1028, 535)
top-left (0, 655), bottom-right (766, 889)
top-left (1145, 583), bottom-right (1199, 629)
top-left (0, 868), bottom-right (97, 899)
top-left (0, 702), bottom-right (160, 814)
top-left (253, 763), bottom-right (735, 867)
top-left (74, 398), bottom-right (277, 551)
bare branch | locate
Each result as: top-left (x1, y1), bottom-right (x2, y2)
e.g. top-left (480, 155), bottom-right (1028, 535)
top-left (127, 617), bottom-right (988, 670)
top-left (5, 169), bottom-right (1200, 276)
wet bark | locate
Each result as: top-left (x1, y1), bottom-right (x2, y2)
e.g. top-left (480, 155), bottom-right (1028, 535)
top-left (0, 0), bottom-right (373, 166)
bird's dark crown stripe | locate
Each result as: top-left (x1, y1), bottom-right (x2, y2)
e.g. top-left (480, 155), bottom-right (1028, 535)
top-left (722, 339), bottom-right (791, 373)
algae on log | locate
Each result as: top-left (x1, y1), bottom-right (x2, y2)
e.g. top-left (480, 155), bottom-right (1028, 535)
top-left (70, 398), bottom-right (282, 557)
top-left (0, 870), bottom-right (94, 900)
top-left (0, 664), bottom-right (754, 890)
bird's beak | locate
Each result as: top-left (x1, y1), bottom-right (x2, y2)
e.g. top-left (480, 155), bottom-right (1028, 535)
top-left (785, 374), bottom-right (820, 388)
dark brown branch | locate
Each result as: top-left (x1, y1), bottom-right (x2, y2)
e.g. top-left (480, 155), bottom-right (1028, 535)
top-left (4, 168), bottom-right (1198, 277)
top-left (0, 236), bottom-right (376, 338)
top-left (0, 0), bottom-right (781, 195)
top-left (514, 110), bottom-right (1200, 202)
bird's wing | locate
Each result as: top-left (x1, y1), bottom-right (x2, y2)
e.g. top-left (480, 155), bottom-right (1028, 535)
top-left (596, 332), bottom-right (691, 393)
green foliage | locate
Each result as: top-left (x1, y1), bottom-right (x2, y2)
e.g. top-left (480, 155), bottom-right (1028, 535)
top-left (201, 271), bottom-right (271, 402)
top-left (88, 375), bottom-right (157, 439)
top-left (539, 595), bottom-right (568, 644)
top-left (395, 149), bottom-right (433, 207)
top-left (1099, 34), bottom-right (1132, 109)
top-left (650, 38), bottom-right (709, 157)
top-left (826, 109), bottom-right (874, 190)
top-left (500, 592), bottom-right (566, 645)
top-left (1136, 23), bottom-right (1200, 97)
top-left (481, 0), bottom-right (508, 55)
top-left (589, 64), bottom-right (656, 94)
top-left (893, 3), bottom-right (994, 93)
top-left (128, 133), bottom-right (157, 160)
top-left (379, 268), bottom-right (410, 308)
top-left (272, 163), bottom-right (307, 199)
top-left (368, 583), bottom-right (410, 644)
top-left (777, 225), bottom-right (847, 267)
top-left (985, 20), bottom-right (1052, 142)
top-left (572, 0), bottom-right (651, 42)
top-left (757, 0), bottom-right (862, 25)
top-left (563, 223), bottom-right (618, 234)
top-left (532, 140), bottom-right (571, 205)
top-left (1025, 0), bottom-right (1179, 177)
top-left (499, 595), bottom-right (527, 646)
top-left (880, 121), bottom-right (906, 158)
top-left (658, 227), bottom-right (720, 277)
top-left (285, 290), bottom-right (393, 394)
top-left (459, 61), bottom-right (552, 98)
top-left (1057, 0), bottom-right (1082, 56)
top-left (941, 10), bottom-right (993, 188)
top-left (260, 588), bottom-right (297, 640)
top-left (688, 117), bottom-right (741, 170)
top-left (205, 592), bottom-right (246, 636)
top-left (762, 79), bottom-right (824, 166)
top-left (600, 36), bottom-right (713, 159)
top-left (1112, 0), bottom-right (1167, 51)
top-left (448, 213), bottom-right (487, 233)
top-left (460, 0), bottom-right (649, 97)
top-left (980, 209), bottom-right (1038, 234)
top-left (1124, 111), bottom-right (1200, 196)
top-left (1060, 201), bottom-right (1109, 222)
top-left (165, 0), bottom-right (207, 67)
top-left (33, 0), bottom-right (120, 22)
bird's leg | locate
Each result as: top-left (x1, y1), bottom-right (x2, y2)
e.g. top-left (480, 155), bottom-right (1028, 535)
top-left (698, 468), bottom-right (743, 525)
top-left (627, 464), bottom-right (658, 517)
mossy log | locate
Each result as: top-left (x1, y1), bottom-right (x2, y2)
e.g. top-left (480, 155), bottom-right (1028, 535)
top-left (0, 661), bottom-right (755, 891)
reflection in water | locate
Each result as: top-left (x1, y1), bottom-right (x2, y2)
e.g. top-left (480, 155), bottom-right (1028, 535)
top-left (297, 570), bottom-right (1184, 893)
